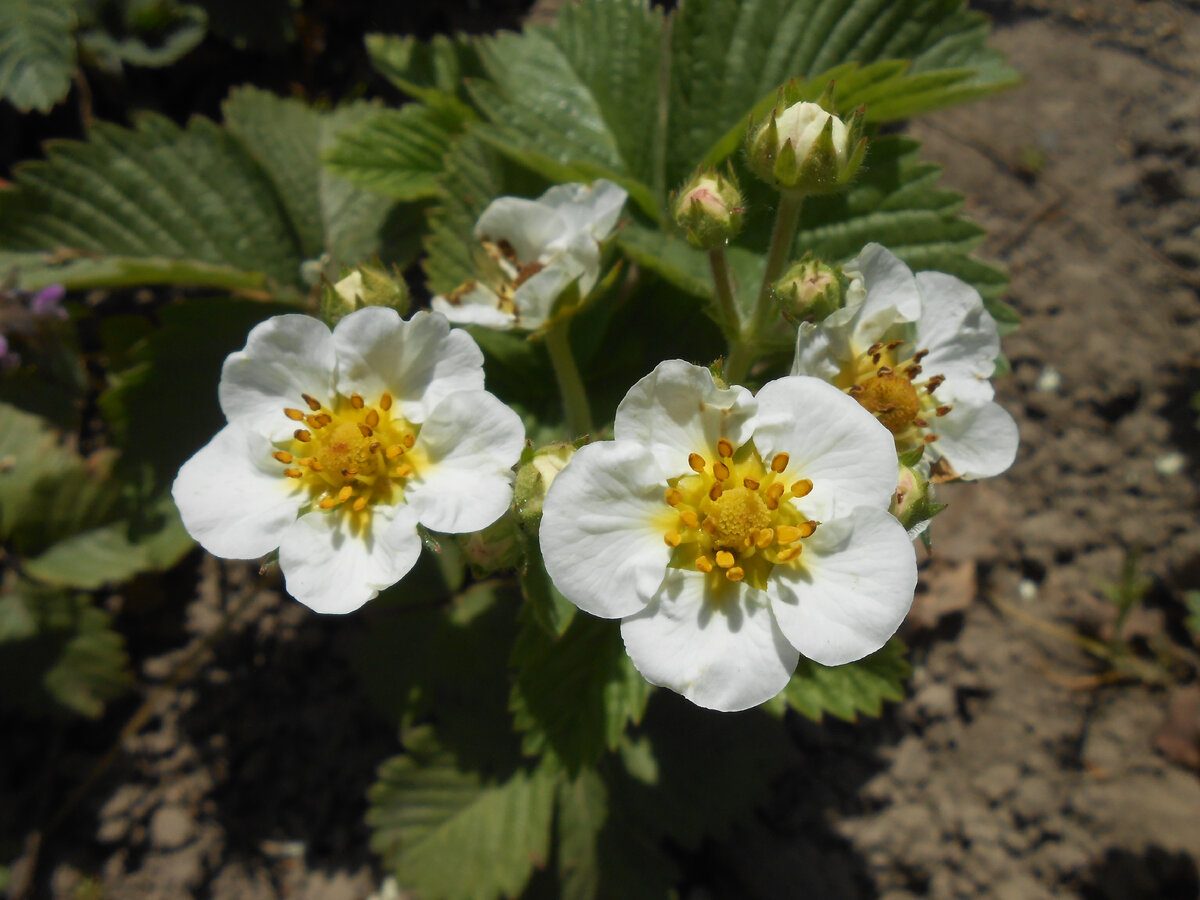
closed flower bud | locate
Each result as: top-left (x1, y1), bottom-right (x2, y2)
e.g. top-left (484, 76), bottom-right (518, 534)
top-left (322, 260), bottom-right (410, 326)
top-left (514, 442), bottom-right (577, 524)
top-left (671, 168), bottom-right (745, 249)
top-left (774, 257), bottom-right (847, 323)
top-left (457, 515), bottom-right (525, 575)
top-left (746, 87), bottom-right (866, 195)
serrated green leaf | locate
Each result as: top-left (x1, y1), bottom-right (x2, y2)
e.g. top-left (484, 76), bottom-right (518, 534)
top-left (222, 87), bottom-right (404, 268)
top-left (0, 401), bottom-right (74, 540)
top-left (0, 0), bottom-right (77, 113)
top-left (779, 638), bottom-right (910, 722)
top-left (323, 102), bottom-right (466, 201)
top-left (78, 1), bottom-right (207, 71)
top-left (555, 768), bottom-right (607, 900)
top-left (0, 585), bottom-right (131, 718)
top-left (510, 612), bottom-right (650, 772)
top-left (368, 729), bottom-right (557, 900)
top-left (365, 31), bottom-right (482, 112)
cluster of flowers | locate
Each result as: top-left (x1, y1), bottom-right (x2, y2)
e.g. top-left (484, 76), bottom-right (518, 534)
top-left (175, 102), bottom-right (1018, 713)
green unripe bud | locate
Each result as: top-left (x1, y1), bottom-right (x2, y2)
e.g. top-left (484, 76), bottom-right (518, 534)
top-left (773, 256), bottom-right (848, 323)
top-left (745, 84), bottom-right (866, 195)
top-left (514, 442), bottom-right (577, 524)
top-left (457, 515), bottom-right (524, 575)
top-left (320, 259), bottom-right (410, 326)
top-left (671, 168), bottom-right (745, 249)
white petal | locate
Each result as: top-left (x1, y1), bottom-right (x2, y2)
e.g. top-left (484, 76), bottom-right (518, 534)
top-left (405, 390), bottom-right (524, 533)
top-left (538, 179), bottom-right (627, 245)
top-left (541, 441), bottom-right (673, 619)
top-left (432, 285), bottom-right (518, 330)
top-left (614, 360), bottom-right (757, 480)
top-left (848, 244), bottom-right (922, 342)
top-left (277, 505), bottom-right (422, 614)
top-left (769, 506), bottom-right (917, 666)
top-left (218, 315), bottom-right (336, 441)
top-left (474, 196), bottom-right (561, 261)
top-left (334, 308), bottom-right (485, 423)
top-left (790, 321), bottom-right (842, 380)
top-left (928, 398), bottom-right (1019, 480)
top-left (172, 424), bottom-right (300, 559)
top-left (913, 272), bottom-right (1000, 383)
top-left (621, 570), bottom-right (798, 712)
top-left (510, 254), bottom-right (588, 330)
top-left (753, 376), bottom-right (898, 519)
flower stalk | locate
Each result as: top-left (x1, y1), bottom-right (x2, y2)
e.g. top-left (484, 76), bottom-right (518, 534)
top-left (707, 245), bottom-right (740, 338)
top-left (544, 318), bottom-right (593, 438)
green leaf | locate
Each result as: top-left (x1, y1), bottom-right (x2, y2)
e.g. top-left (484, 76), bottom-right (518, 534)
top-left (368, 728), bottom-right (557, 900)
top-left (773, 638), bottom-right (910, 722)
top-left (322, 102), bottom-right (467, 201)
top-left (0, 0), bottom-right (77, 113)
top-left (365, 32), bottom-right (482, 112)
top-left (510, 612), bottom-right (650, 773)
top-left (555, 768), bottom-right (607, 900)
top-left (0, 584), bottom-right (131, 718)
top-left (0, 401), bottom-right (74, 540)
top-left (222, 87), bottom-right (405, 269)
top-left (78, 1), bottom-right (207, 71)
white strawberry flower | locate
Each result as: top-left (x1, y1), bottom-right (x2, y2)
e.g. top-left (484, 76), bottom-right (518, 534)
top-left (540, 360), bottom-right (917, 712)
top-left (792, 244), bottom-right (1019, 480)
top-left (432, 179), bottom-right (627, 332)
top-left (172, 308), bottom-right (524, 614)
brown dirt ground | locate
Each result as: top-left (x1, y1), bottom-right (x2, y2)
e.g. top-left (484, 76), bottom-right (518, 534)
top-left (7, 1), bottom-right (1200, 898)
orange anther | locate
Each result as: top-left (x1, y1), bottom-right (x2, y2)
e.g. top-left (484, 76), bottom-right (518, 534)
top-left (906, 365), bottom-right (923, 379)
top-left (351, 393), bottom-right (365, 409)
top-left (358, 423), bottom-right (374, 438)
top-left (688, 453), bottom-right (706, 473)
top-left (385, 445), bottom-right (403, 459)
top-left (403, 434), bottom-right (416, 449)
top-left (713, 461), bottom-right (730, 482)
top-left (776, 525), bottom-right (802, 544)
top-left (309, 460), bottom-right (324, 472)
top-left (284, 408), bottom-right (304, 421)
top-left (701, 516), bottom-right (717, 534)
top-left (664, 531), bottom-right (682, 548)
top-left (396, 463), bottom-right (414, 478)
top-left (365, 409), bottom-right (380, 428)
top-left (696, 556), bottom-right (714, 574)
top-left (369, 442), bottom-right (381, 454)
top-left (725, 567), bottom-right (745, 582)
top-left (715, 550), bottom-right (735, 568)
top-left (301, 393), bottom-right (322, 411)
top-left (294, 429), bottom-right (312, 442)
top-left (913, 349), bottom-right (929, 363)
top-left (936, 405), bottom-right (952, 417)
top-left (766, 482), bottom-right (785, 503)
top-left (338, 485), bottom-right (354, 503)
top-left (914, 418), bottom-right (929, 428)
top-left (665, 487), bottom-right (683, 507)
top-left (283, 468), bottom-right (302, 478)
top-left (717, 438), bottom-right (734, 459)
top-left (353, 497), bottom-right (368, 512)
top-left (709, 482), bottom-right (724, 501)
top-left (743, 477), bottom-right (760, 491)
top-left (319, 497), bottom-right (337, 509)
top-left (380, 392), bottom-right (393, 411)
top-left (886, 340), bottom-right (904, 350)
top-left (798, 520), bottom-right (818, 538)
top-left (924, 433), bottom-right (940, 443)
top-left (273, 451), bottom-right (294, 464)
top-left (771, 452), bottom-right (789, 473)
top-left (755, 528), bottom-right (774, 549)
top-left (777, 546), bottom-right (802, 562)
top-left (316, 413), bottom-right (332, 427)
top-left (680, 509), bottom-right (700, 528)
top-left (867, 342), bottom-right (883, 355)
top-left (791, 479), bottom-right (813, 497)
top-left (877, 365), bottom-right (893, 377)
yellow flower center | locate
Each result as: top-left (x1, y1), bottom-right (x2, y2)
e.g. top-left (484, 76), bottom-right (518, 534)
top-left (660, 439), bottom-right (817, 590)
top-left (272, 390), bottom-right (423, 517)
top-left (838, 339), bottom-right (953, 450)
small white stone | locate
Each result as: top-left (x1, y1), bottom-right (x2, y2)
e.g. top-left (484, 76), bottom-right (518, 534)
top-left (1155, 452), bottom-right (1186, 476)
top-left (1033, 367), bottom-right (1061, 393)
top-left (1018, 579), bottom-right (1038, 601)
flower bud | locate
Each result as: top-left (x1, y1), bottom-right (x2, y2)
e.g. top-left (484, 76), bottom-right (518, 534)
top-left (746, 86), bottom-right (865, 195)
top-left (457, 515), bottom-right (524, 575)
top-left (514, 442), bottom-right (577, 524)
top-left (671, 168), bottom-right (745, 249)
top-left (773, 257), bottom-right (847, 323)
top-left (320, 260), bottom-right (410, 326)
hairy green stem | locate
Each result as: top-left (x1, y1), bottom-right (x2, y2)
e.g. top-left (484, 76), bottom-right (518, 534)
top-left (545, 319), bottom-right (593, 438)
top-left (725, 191), bottom-right (805, 384)
top-left (707, 245), bottom-right (740, 338)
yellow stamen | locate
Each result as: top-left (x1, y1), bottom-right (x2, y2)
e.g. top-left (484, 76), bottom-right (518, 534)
top-left (924, 433), bottom-right (939, 443)
top-left (688, 453), bottom-right (706, 473)
top-left (283, 468), bottom-right (302, 478)
top-left (725, 567), bottom-right (745, 582)
top-left (701, 516), bottom-right (717, 534)
top-left (385, 445), bottom-right (404, 459)
top-left (369, 441), bottom-right (381, 454)
top-left (315, 413), bottom-right (332, 427)
top-left (353, 497), bottom-right (368, 512)
top-left (380, 392), bottom-right (393, 411)
top-left (776, 525), bottom-right (802, 544)
top-left (319, 497), bottom-right (337, 509)
top-left (294, 429), bottom-right (312, 442)
top-left (301, 393), bottom-right (321, 411)
top-left (665, 488), bottom-right (683, 507)
top-left (680, 509), bottom-right (700, 528)
top-left (771, 452), bottom-right (789, 473)
top-left (696, 556), bottom-right (714, 574)
top-left (713, 461), bottom-right (730, 482)
top-left (396, 463), bottom-right (414, 478)
top-left (765, 482), bottom-right (785, 509)
top-left (284, 408), bottom-right (304, 421)
top-left (358, 423), bottom-right (374, 438)
top-left (336, 485), bottom-right (353, 503)
top-left (709, 482), bottom-right (724, 501)
top-left (936, 405), bottom-right (951, 417)
top-left (715, 550), bottom-right (735, 568)
top-left (273, 451), bottom-right (293, 464)
top-left (403, 434), bottom-right (416, 449)
top-left (366, 409), bottom-right (380, 428)
top-left (743, 477), bottom-right (760, 491)
top-left (717, 438), bottom-right (734, 459)
top-left (664, 531), bottom-right (682, 548)
top-left (797, 520), bottom-right (818, 538)
top-left (777, 546), bottom-right (802, 562)
top-left (755, 528), bottom-right (774, 549)
top-left (791, 479), bottom-right (813, 497)
top-left (351, 393), bottom-right (365, 409)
